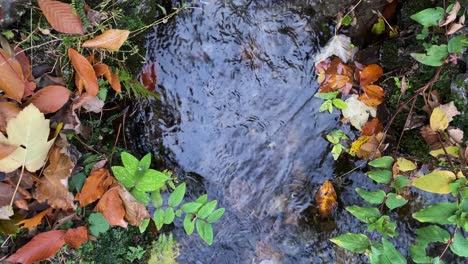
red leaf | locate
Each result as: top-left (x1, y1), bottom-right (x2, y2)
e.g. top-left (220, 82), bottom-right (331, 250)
top-left (140, 63), bottom-right (157, 91)
top-left (361, 118), bottom-right (383, 136)
top-left (93, 63), bottom-right (121, 93)
top-left (68, 48), bottom-right (99, 96)
top-left (6, 230), bottom-right (66, 264)
top-left (64, 226), bottom-right (88, 249)
top-left (25, 86), bottom-right (71, 114)
top-left (37, 0), bottom-right (84, 35)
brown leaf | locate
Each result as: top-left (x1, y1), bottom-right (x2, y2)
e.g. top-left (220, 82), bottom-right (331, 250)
top-left (68, 48), bottom-right (99, 96)
top-left (6, 229), bottom-right (66, 264)
top-left (17, 208), bottom-right (52, 229)
top-left (140, 63), bottom-right (157, 91)
top-left (0, 143), bottom-right (17, 159)
top-left (72, 93), bottom-right (104, 113)
top-left (25, 86), bottom-right (71, 114)
top-left (0, 48), bottom-right (26, 101)
top-left (359, 64), bottom-right (383, 87)
top-left (316, 180), bottom-right (337, 218)
top-left (0, 182), bottom-right (24, 207)
top-left (76, 168), bottom-right (113, 207)
top-left (357, 133), bottom-right (385, 159)
top-left (0, 102), bottom-right (21, 132)
top-left (34, 147), bottom-right (75, 210)
top-left (94, 186), bottom-right (127, 227)
top-left (14, 199), bottom-right (29, 210)
top-left (439, 101), bottom-right (460, 122)
top-left (110, 72), bottom-right (121, 93)
top-left (359, 85), bottom-right (385, 106)
top-left (93, 63), bottom-right (121, 93)
top-left (361, 118), bottom-right (383, 136)
top-left (447, 22), bottom-right (464, 35)
top-left (82, 29), bottom-right (130, 51)
top-left (439, 1), bottom-right (460, 26)
top-left (14, 47), bottom-right (36, 98)
top-left (117, 185), bottom-right (150, 226)
top-left (37, 0), bottom-right (84, 34)
top-left (64, 226), bottom-right (88, 249)
top-left (448, 128), bottom-right (464, 144)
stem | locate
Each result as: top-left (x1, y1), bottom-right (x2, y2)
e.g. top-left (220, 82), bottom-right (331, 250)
top-left (439, 226), bottom-right (458, 259)
top-left (9, 164), bottom-right (25, 208)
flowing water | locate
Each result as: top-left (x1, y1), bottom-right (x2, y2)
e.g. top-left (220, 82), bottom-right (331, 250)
top-left (128, 1), bottom-right (460, 263)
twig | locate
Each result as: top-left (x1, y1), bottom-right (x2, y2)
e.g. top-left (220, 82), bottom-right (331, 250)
top-left (439, 226), bottom-right (458, 259)
top-left (395, 97), bottom-right (417, 151)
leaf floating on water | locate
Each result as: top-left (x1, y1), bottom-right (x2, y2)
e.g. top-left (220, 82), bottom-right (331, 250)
top-left (314, 34), bottom-right (357, 66)
top-left (37, 0), bottom-right (84, 34)
top-left (83, 29), bottom-right (130, 51)
top-left (316, 180), bottom-right (337, 218)
top-left (140, 63), bottom-right (158, 91)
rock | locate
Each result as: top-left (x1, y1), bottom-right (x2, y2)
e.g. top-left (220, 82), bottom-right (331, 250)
top-left (0, 0), bottom-right (31, 28)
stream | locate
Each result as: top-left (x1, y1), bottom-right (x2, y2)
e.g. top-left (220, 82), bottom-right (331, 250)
top-left (128, 0), bottom-right (460, 263)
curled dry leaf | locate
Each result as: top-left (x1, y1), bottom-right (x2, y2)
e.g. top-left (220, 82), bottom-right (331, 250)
top-left (76, 168), bottom-right (113, 207)
top-left (317, 57), bottom-right (354, 95)
top-left (359, 85), bottom-right (385, 106)
top-left (439, 1), bottom-right (460, 26)
top-left (0, 102), bottom-right (21, 132)
top-left (72, 93), bottom-right (105, 113)
top-left (93, 63), bottom-right (121, 93)
top-left (16, 208), bottom-right (52, 229)
top-left (359, 64), bottom-right (383, 87)
top-left (117, 185), bottom-right (150, 226)
top-left (64, 226), bottom-right (88, 249)
top-left (438, 101), bottom-right (460, 122)
top-left (361, 118), bottom-right (383, 136)
top-left (83, 29), bottom-right (130, 51)
top-left (316, 180), bottom-right (337, 218)
top-left (314, 34), bottom-right (357, 65)
top-left (6, 229), bottom-right (66, 264)
top-left (68, 48), bottom-right (99, 96)
top-left (25, 85), bottom-right (71, 114)
top-left (94, 186), bottom-right (127, 227)
top-left (37, 0), bottom-right (84, 34)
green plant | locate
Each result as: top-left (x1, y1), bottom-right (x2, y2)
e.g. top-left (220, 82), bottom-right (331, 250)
top-left (315, 91), bottom-right (348, 113)
top-left (325, 130), bottom-right (350, 160)
top-left (148, 233), bottom-right (179, 264)
top-left (112, 152), bottom-right (225, 245)
top-left (126, 246), bottom-right (146, 262)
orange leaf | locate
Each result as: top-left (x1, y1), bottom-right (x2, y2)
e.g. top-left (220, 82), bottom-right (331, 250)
top-left (359, 85), bottom-right (385, 106)
top-left (82, 29), bottom-right (130, 51)
top-left (64, 226), bottom-right (88, 248)
top-left (0, 102), bottom-right (20, 132)
top-left (76, 168), bottom-right (113, 207)
top-left (94, 186), bottom-right (127, 227)
top-left (37, 0), bottom-right (84, 34)
top-left (93, 63), bottom-right (121, 93)
top-left (14, 47), bottom-right (36, 97)
top-left (361, 118), bottom-right (383, 136)
top-left (110, 72), bottom-right (122, 93)
top-left (140, 63), bottom-right (157, 91)
top-left (357, 133), bottom-right (385, 159)
top-left (33, 147), bottom-right (75, 210)
top-left (117, 185), bottom-right (150, 226)
top-left (360, 64), bottom-right (383, 87)
top-left (6, 230), bottom-right (66, 264)
top-left (0, 48), bottom-right (26, 102)
top-left (25, 86), bottom-right (71, 114)
top-left (17, 208), bottom-right (52, 229)
top-left (316, 180), bottom-right (337, 218)
top-left (68, 48), bottom-right (99, 96)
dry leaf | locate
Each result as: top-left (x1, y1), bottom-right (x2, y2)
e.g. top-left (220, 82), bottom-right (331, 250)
top-left (37, 0), bottom-right (84, 34)
top-left (361, 118), bottom-right (383, 136)
top-left (0, 143), bottom-right (17, 160)
top-left (83, 29), bottom-right (130, 51)
top-left (93, 63), bottom-right (121, 93)
top-left (438, 101), bottom-right (460, 122)
top-left (0, 48), bottom-right (26, 102)
top-left (0, 104), bottom-right (54, 173)
top-left (448, 128), bottom-right (464, 143)
top-left (439, 1), bottom-right (460, 26)
top-left (17, 208), bottom-right (52, 229)
top-left (94, 186), bottom-right (127, 227)
top-left (0, 182), bottom-right (24, 207)
top-left (314, 34), bottom-right (357, 65)
top-left (25, 85), bottom-right (71, 114)
top-left (14, 47), bottom-right (36, 97)
top-left (34, 147), bottom-right (75, 210)
top-left (64, 226), bottom-right (88, 249)
top-left (357, 132), bottom-right (385, 159)
top-left (0, 102), bottom-right (21, 132)
top-left (72, 93), bottom-right (104, 113)
top-left (360, 64), bottom-right (383, 87)
top-left (6, 229), bottom-right (66, 264)
top-left (359, 85), bottom-right (385, 106)
top-left (430, 107), bottom-right (449, 131)
top-left (76, 168), bottom-right (113, 207)
top-left (316, 180), bottom-right (337, 218)
top-left (342, 95), bottom-right (377, 130)
top-left (68, 48), bottom-right (99, 96)
top-left (117, 185), bottom-right (150, 226)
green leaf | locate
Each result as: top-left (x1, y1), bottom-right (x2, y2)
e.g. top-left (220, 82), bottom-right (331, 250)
top-left (168, 183), bottom-right (186, 207)
top-left (355, 188), bottom-right (386, 204)
top-left (151, 190), bottom-right (163, 208)
top-left (413, 202), bottom-right (458, 224)
top-left (450, 231), bottom-right (468, 257)
top-left (342, 15), bottom-right (352, 26)
top-left (88, 212), bottom-right (110, 237)
top-left (416, 225), bottom-right (450, 243)
top-left (410, 7), bottom-right (444, 27)
top-left (330, 233), bottom-right (371, 253)
top-left (175, 209), bottom-right (182, 217)
top-left (164, 207), bottom-right (175, 224)
top-left (181, 202), bottom-right (203, 213)
top-left (153, 208), bottom-right (165, 230)
top-left (111, 166), bottom-right (134, 188)
top-left (139, 153), bottom-right (152, 170)
top-left (131, 189), bottom-right (150, 206)
top-left (135, 169), bottom-right (169, 192)
top-left (448, 35), bottom-right (468, 54)
top-left (385, 193), bottom-right (408, 210)
top-left (346, 206), bottom-right (381, 223)
top-left (121, 152), bottom-right (139, 173)
top-left (326, 130), bottom-right (346, 144)
top-left (139, 218), bottom-right (150, 233)
top-left (396, 157), bottom-right (416, 172)
top-left (429, 146), bottom-right (459, 158)
top-left (320, 100), bottom-right (333, 113)
top-left (366, 170), bottom-right (393, 184)
top-left (196, 220), bottom-right (214, 245)
top-left (368, 156), bottom-right (394, 169)
top-left (411, 45), bottom-right (449, 67)
top-left (371, 18), bottom-right (385, 35)
top-left (197, 200), bottom-right (218, 219)
top-left (410, 242), bottom-right (432, 263)
top-left (315, 91), bottom-right (338, 100)
top-left (391, 175), bottom-right (411, 193)
top-left (207, 208), bottom-right (225, 223)
top-left (69, 172), bottom-right (86, 192)
top-left (195, 194), bottom-right (208, 204)
top-left (331, 144), bottom-right (343, 160)
top-left (183, 214), bottom-right (195, 235)
top-left (412, 171), bottom-right (456, 194)
top-left (332, 98), bottom-right (347, 110)
top-left (380, 238), bottom-right (407, 264)
top-left (367, 215), bottom-right (397, 237)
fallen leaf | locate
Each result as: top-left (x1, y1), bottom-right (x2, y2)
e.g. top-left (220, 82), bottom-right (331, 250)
top-left (72, 93), bottom-right (104, 113)
top-left (68, 48), bottom-right (99, 96)
top-left (93, 63), bottom-right (121, 93)
top-left (316, 180), bottom-right (337, 218)
top-left (117, 185), bottom-right (150, 226)
top-left (448, 128), bottom-right (464, 143)
top-left (357, 133), bottom-right (385, 159)
top-left (361, 118), bottom-right (383, 136)
top-left (430, 107), bottom-right (449, 131)
top-left (0, 182), bottom-right (24, 207)
top-left (6, 229), bottom-right (66, 264)
top-left (438, 101), bottom-right (460, 122)
top-left (0, 104), bottom-right (54, 173)
top-left (360, 64), bottom-right (383, 87)
top-left (83, 29), bottom-right (130, 51)
top-left (110, 72), bottom-right (122, 93)
top-left (0, 205), bottom-right (14, 220)
top-left (396, 157), bottom-right (417, 172)
top-left (14, 47), bottom-right (36, 97)
top-left (37, 0), bottom-right (84, 34)
top-left (0, 102), bottom-right (21, 132)
top-left (0, 213), bottom-right (24, 234)
top-left (439, 1), bottom-right (460, 26)
top-left (25, 85), bottom-right (71, 114)
top-left (359, 85), bottom-right (385, 106)
top-left (0, 48), bottom-right (26, 101)
top-left (64, 226), bottom-right (88, 248)
top-left (0, 143), bottom-right (17, 159)
top-left (17, 208), bottom-right (52, 228)
top-left (34, 147), bottom-right (75, 210)
top-left (314, 34), bottom-right (357, 65)
top-left (342, 95), bottom-right (377, 130)
top-left (140, 63), bottom-right (157, 91)
top-left (14, 199), bottom-right (29, 210)
top-left (76, 168), bottom-right (113, 207)
top-left (94, 186), bottom-right (127, 227)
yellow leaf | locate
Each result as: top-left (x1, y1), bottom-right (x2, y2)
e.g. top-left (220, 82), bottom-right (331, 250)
top-left (412, 171), bottom-right (456, 194)
top-left (17, 208), bottom-right (51, 228)
top-left (430, 108), bottom-right (448, 131)
top-left (82, 29), bottom-right (130, 51)
top-left (0, 104), bottom-right (54, 173)
top-left (429, 146), bottom-right (459, 158)
top-left (316, 180), bottom-right (337, 218)
top-left (396, 157), bottom-right (416, 172)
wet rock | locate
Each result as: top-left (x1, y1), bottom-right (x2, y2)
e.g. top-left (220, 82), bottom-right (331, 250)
top-left (255, 240), bottom-right (283, 264)
top-left (0, 0), bottom-right (30, 28)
